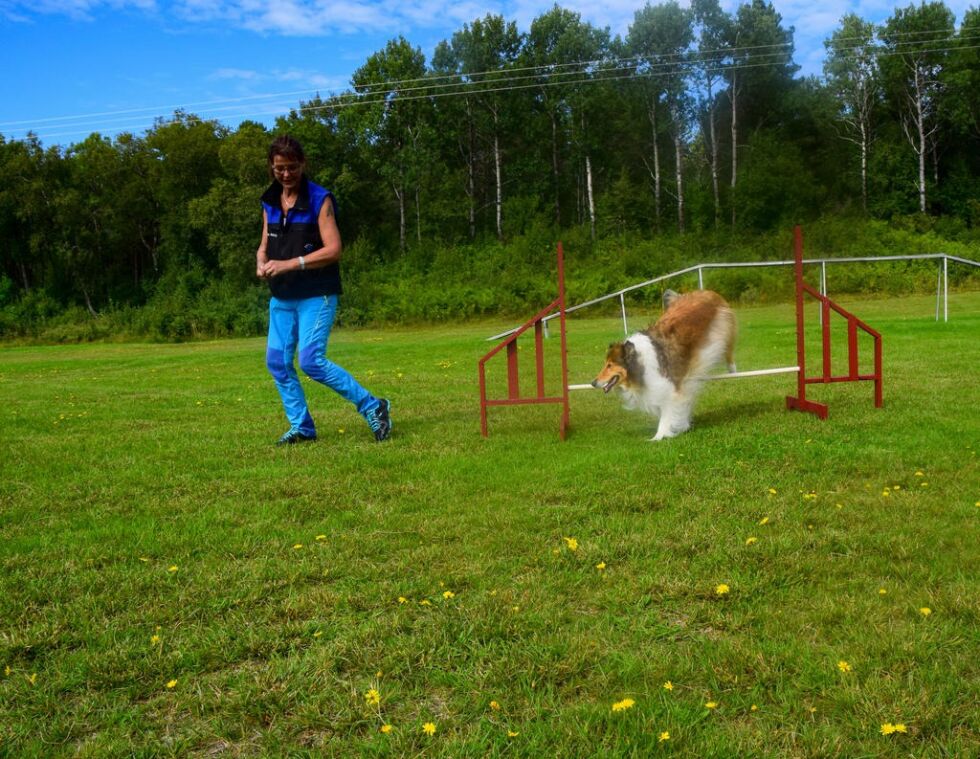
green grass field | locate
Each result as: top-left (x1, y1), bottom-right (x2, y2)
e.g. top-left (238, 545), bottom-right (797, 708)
top-left (1, 292), bottom-right (978, 758)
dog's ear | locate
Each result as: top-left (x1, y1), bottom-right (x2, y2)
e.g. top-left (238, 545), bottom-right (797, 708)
top-left (662, 289), bottom-right (679, 311)
top-left (621, 341), bottom-right (635, 361)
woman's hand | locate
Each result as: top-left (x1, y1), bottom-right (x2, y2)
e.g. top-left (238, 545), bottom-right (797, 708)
top-left (259, 259), bottom-right (293, 278)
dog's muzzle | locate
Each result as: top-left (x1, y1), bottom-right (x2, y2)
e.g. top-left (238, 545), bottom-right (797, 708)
top-left (592, 375), bottom-right (620, 393)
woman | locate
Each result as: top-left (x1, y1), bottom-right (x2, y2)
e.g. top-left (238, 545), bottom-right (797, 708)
top-left (256, 135), bottom-right (391, 445)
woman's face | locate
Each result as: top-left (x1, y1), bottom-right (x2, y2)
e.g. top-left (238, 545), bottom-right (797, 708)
top-left (271, 155), bottom-right (304, 191)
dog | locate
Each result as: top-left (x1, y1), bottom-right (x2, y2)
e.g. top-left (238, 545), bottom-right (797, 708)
top-left (591, 289), bottom-right (737, 440)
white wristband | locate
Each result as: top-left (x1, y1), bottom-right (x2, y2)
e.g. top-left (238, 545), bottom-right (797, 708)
top-left (298, 256), bottom-right (306, 270)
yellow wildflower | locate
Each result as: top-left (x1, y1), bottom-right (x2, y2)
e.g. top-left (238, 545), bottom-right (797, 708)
top-left (837, 660), bottom-right (852, 672)
top-left (596, 562), bottom-right (606, 570)
top-left (659, 731), bottom-right (670, 742)
top-left (442, 590), bottom-right (455, 599)
top-left (380, 724), bottom-right (392, 734)
top-left (489, 701), bottom-right (500, 711)
top-left (611, 698), bottom-right (635, 712)
top-left (751, 704), bottom-right (759, 712)
top-left (663, 681), bottom-right (674, 691)
top-left (919, 607), bottom-right (932, 616)
top-left (563, 537), bottom-right (578, 551)
top-left (879, 588), bottom-right (887, 595)
top-left (422, 722), bottom-right (436, 735)
top-left (4, 665), bottom-right (11, 677)
top-left (397, 596), bottom-right (407, 604)
top-left (715, 584), bottom-right (730, 596)
top-left (759, 516), bottom-right (769, 525)
top-left (419, 599), bottom-right (432, 606)
top-left (745, 536), bottom-right (758, 546)
top-left (166, 679), bottom-right (177, 689)
top-left (28, 673), bottom-right (37, 685)
top-left (914, 471), bottom-right (924, 477)
top-left (365, 688), bottom-right (380, 706)
top-left (705, 701), bottom-right (718, 709)
top-left (150, 634), bottom-right (161, 646)
top-left (293, 544), bottom-right (303, 550)
top-left (508, 730), bottom-right (519, 737)
top-left (315, 535), bottom-right (326, 541)
top-left (167, 565), bottom-right (178, 573)
top-left (880, 723), bottom-right (896, 735)
top-left (768, 488), bottom-right (777, 495)
top-left (313, 631), bottom-right (322, 638)
top-left (893, 724), bottom-right (908, 733)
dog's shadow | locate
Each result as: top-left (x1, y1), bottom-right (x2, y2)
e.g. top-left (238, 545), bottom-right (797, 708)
top-left (695, 400), bottom-right (776, 430)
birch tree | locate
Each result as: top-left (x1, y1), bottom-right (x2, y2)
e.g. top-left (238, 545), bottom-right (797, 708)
top-left (824, 14), bottom-right (879, 212)
top-left (880, 3), bottom-right (954, 214)
top-left (628, 2), bottom-right (693, 234)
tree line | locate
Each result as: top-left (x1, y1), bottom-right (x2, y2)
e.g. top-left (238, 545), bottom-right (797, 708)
top-left (0, 0), bottom-right (978, 335)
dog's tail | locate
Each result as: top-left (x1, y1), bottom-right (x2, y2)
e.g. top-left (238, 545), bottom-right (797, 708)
top-left (662, 289), bottom-right (680, 311)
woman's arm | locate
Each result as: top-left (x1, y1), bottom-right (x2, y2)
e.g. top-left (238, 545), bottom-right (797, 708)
top-left (256, 210), bottom-right (270, 279)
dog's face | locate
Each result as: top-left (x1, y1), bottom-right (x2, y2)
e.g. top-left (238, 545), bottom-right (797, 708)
top-left (592, 341), bottom-right (637, 393)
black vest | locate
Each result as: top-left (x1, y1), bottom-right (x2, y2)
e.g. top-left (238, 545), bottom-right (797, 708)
top-left (261, 178), bottom-right (342, 299)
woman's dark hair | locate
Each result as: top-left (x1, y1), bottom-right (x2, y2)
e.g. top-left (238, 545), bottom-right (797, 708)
top-left (268, 135), bottom-right (306, 178)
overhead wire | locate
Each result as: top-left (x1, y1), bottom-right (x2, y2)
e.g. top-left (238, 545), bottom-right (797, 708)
top-left (10, 34), bottom-right (979, 142)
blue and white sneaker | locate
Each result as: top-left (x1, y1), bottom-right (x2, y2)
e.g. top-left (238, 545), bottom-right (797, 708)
top-left (276, 429), bottom-right (317, 446)
top-left (366, 398), bottom-right (392, 442)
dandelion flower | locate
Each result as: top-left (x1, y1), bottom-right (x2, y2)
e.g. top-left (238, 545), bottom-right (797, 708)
top-left (611, 698), bottom-right (635, 712)
top-left (768, 488), bottom-right (777, 495)
top-left (150, 634), bottom-right (161, 646)
top-left (663, 681), bottom-right (674, 691)
top-left (893, 724), bottom-right (907, 733)
top-left (380, 724), bottom-right (393, 734)
top-left (293, 544), bottom-right (303, 550)
top-left (659, 731), bottom-right (670, 742)
top-left (759, 516), bottom-right (770, 525)
top-left (878, 588), bottom-right (887, 595)
top-left (168, 565), bottom-right (178, 573)
top-left (28, 673), bottom-right (37, 685)
top-left (919, 607), bottom-right (932, 616)
top-left (715, 584), bottom-right (730, 596)
top-left (880, 723), bottom-right (896, 735)
top-left (420, 600), bottom-right (432, 606)
top-left (596, 562), bottom-right (606, 570)
top-left (442, 590), bottom-right (455, 599)
top-left (563, 537), bottom-right (578, 551)
top-left (397, 597), bottom-right (407, 604)
top-left (166, 679), bottom-right (177, 689)
top-left (751, 704), bottom-right (759, 711)
top-left (914, 471), bottom-right (924, 477)
top-left (508, 730), bottom-right (519, 737)
top-left (422, 722), bottom-right (436, 735)
top-left (489, 701), bottom-right (501, 711)
top-left (837, 660), bottom-right (852, 672)
top-left (4, 665), bottom-right (11, 677)
top-left (365, 688), bottom-right (380, 706)
top-left (315, 535), bottom-right (326, 541)
top-left (705, 701), bottom-right (718, 709)
top-left (313, 631), bottom-right (322, 638)
top-left (745, 536), bottom-right (758, 546)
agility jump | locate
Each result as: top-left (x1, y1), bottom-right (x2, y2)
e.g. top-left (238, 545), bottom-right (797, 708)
top-left (478, 226), bottom-right (883, 438)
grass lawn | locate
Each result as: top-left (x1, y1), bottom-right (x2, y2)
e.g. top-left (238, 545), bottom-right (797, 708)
top-left (1, 292), bottom-right (978, 757)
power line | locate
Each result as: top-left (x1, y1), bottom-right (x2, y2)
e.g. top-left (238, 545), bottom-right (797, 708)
top-left (12, 38), bottom-right (980, 142)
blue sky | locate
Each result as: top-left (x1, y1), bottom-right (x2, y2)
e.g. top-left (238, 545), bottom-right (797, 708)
top-left (0, 0), bottom-right (972, 146)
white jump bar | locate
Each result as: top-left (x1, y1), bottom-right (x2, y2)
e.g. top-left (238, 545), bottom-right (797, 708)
top-left (568, 366), bottom-right (799, 391)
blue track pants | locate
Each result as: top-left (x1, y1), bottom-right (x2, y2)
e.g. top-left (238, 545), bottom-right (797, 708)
top-left (266, 295), bottom-right (378, 436)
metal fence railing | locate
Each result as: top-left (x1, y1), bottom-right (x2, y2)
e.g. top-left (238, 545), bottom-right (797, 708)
top-left (488, 253), bottom-right (980, 341)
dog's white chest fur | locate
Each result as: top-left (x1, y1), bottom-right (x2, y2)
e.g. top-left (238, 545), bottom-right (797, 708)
top-left (620, 333), bottom-right (676, 420)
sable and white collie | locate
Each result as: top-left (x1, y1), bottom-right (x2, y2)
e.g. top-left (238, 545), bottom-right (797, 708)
top-left (591, 289), bottom-right (737, 441)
